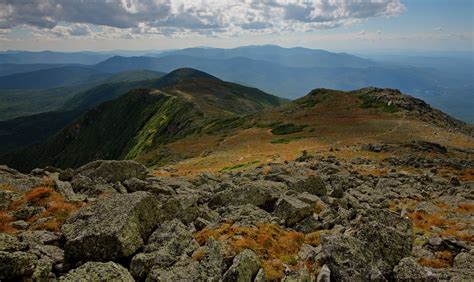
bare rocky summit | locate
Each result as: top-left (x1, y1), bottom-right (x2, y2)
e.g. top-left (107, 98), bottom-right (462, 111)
top-left (0, 154), bottom-right (472, 281)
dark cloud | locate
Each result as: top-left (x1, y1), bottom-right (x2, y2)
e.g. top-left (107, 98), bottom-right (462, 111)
top-left (0, 0), bottom-right (405, 36)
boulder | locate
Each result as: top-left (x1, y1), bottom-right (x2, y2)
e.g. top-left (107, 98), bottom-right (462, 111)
top-left (74, 160), bottom-right (149, 183)
top-left (18, 230), bottom-right (62, 246)
top-left (217, 204), bottom-right (279, 226)
top-left (0, 165), bottom-right (43, 192)
top-left (393, 257), bottom-right (434, 281)
top-left (317, 264), bottom-right (331, 282)
top-left (209, 180), bottom-right (283, 211)
top-left (321, 209), bottom-right (412, 280)
top-left (0, 251), bottom-right (37, 280)
top-left (130, 219), bottom-right (198, 279)
top-left (288, 175), bottom-right (327, 196)
top-left (0, 233), bottom-right (26, 251)
top-left (0, 189), bottom-right (21, 210)
top-left (146, 237), bottom-right (224, 281)
top-left (60, 261), bottom-right (134, 281)
top-left (273, 196), bottom-right (313, 227)
top-left (62, 191), bottom-right (160, 262)
top-left (454, 251), bottom-right (473, 269)
top-left (223, 249), bottom-right (260, 282)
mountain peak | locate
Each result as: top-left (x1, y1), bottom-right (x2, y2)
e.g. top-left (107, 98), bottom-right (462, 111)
top-left (151, 68), bottom-right (220, 88)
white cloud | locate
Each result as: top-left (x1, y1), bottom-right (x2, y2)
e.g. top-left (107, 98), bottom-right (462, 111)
top-left (0, 0), bottom-right (406, 38)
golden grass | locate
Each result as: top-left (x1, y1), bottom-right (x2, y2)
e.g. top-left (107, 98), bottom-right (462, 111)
top-left (7, 187), bottom-right (84, 232)
top-left (194, 223), bottom-right (326, 280)
top-left (418, 251), bottom-right (454, 268)
top-left (0, 183), bottom-right (18, 192)
top-left (0, 211), bottom-right (16, 234)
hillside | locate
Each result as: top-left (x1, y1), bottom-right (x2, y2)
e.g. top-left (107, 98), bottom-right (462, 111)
top-left (139, 87), bottom-right (473, 175)
top-left (1, 69), bottom-right (284, 170)
top-left (0, 66), bottom-right (112, 90)
top-left (0, 70), bottom-right (166, 153)
top-left (0, 88), bottom-right (473, 281)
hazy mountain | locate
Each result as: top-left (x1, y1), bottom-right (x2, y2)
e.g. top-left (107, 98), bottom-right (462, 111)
top-left (154, 45), bottom-right (378, 68)
top-left (0, 63), bottom-right (78, 77)
top-left (0, 50), bottom-right (111, 65)
top-left (0, 66), bottom-right (111, 90)
top-left (93, 46), bottom-right (474, 122)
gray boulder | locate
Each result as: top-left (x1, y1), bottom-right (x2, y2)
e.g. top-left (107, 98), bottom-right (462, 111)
top-left (209, 180), bottom-right (283, 211)
top-left (273, 196), bottom-right (313, 227)
top-left (321, 209), bottom-right (412, 280)
top-left (0, 189), bottom-right (21, 210)
top-left (60, 261), bottom-right (134, 281)
top-left (289, 175), bottom-right (327, 196)
top-left (317, 264), bottom-right (331, 282)
top-left (130, 219), bottom-right (198, 279)
top-left (0, 233), bottom-right (26, 251)
top-left (223, 249), bottom-right (260, 282)
top-left (453, 250), bottom-right (473, 269)
top-left (0, 165), bottom-right (43, 192)
top-left (74, 160), bottom-right (149, 183)
top-left (0, 251), bottom-right (37, 280)
top-left (62, 191), bottom-right (160, 262)
top-left (146, 237), bottom-right (224, 281)
top-left (393, 257), bottom-right (435, 281)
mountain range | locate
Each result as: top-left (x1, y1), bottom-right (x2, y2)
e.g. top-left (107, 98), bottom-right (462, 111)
top-left (0, 45), bottom-right (472, 122)
top-left (1, 67), bottom-right (471, 173)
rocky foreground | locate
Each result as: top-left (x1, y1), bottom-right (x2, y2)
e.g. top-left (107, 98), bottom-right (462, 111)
top-left (0, 152), bottom-right (473, 281)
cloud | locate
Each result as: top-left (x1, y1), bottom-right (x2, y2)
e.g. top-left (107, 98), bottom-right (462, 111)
top-left (0, 0), bottom-right (406, 37)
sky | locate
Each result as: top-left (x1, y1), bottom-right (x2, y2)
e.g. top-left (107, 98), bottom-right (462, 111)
top-left (0, 0), bottom-right (472, 53)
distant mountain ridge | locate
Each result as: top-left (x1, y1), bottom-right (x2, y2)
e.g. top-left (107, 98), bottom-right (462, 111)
top-left (0, 68), bottom-right (285, 170)
top-left (1, 69), bottom-right (471, 172)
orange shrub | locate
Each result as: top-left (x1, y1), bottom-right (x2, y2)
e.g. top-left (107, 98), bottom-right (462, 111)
top-left (195, 223), bottom-right (324, 279)
top-left (418, 251), bottom-right (454, 268)
top-left (456, 203), bottom-right (474, 215)
top-left (0, 211), bottom-right (16, 234)
top-left (24, 187), bottom-right (54, 206)
top-left (6, 186), bottom-right (85, 232)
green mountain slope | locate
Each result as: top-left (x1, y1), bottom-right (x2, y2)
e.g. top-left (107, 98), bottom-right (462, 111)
top-left (0, 71), bottom-right (166, 153)
top-left (1, 68), bottom-right (285, 171)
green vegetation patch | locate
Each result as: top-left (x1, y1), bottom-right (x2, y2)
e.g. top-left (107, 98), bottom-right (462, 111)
top-left (271, 123), bottom-right (307, 135)
top-left (359, 95), bottom-right (398, 113)
top-left (219, 160), bottom-right (260, 173)
top-left (270, 137), bottom-right (304, 144)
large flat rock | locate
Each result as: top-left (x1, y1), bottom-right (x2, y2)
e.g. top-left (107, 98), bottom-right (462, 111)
top-left (62, 191), bottom-right (160, 262)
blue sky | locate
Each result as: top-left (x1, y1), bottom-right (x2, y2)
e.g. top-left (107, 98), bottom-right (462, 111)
top-left (0, 0), bottom-right (472, 52)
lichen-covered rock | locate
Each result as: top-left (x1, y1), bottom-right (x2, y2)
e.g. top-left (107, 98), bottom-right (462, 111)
top-left (130, 219), bottom-right (198, 279)
top-left (289, 175), bottom-right (327, 196)
top-left (273, 196), bottom-right (313, 226)
top-left (146, 237), bottom-right (224, 281)
top-left (60, 261), bottom-right (134, 281)
top-left (453, 250), bottom-right (473, 269)
top-left (321, 209), bottom-right (412, 280)
top-left (0, 233), bottom-right (26, 251)
top-left (62, 191), bottom-right (160, 262)
top-left (223, 249), bottom-right (260, 282)
top-left (0, 165), bottom-right (43, 192)
top-left (393, 257), bottom-right (434, 281)
top-left (209, 180), bottom-right (283, 210)
top-left (0, 251), bottom-right (37, 280)
top-left (17, 230), bottom-right (62, 246)
top-left (0, 189), bottom-right (21, 210)
top-left (217, 204), bottom-right (279, 226)
top-left (317, 264), bottom-right (331, 282)
top-left (74, 160), bottom-right (149, 183)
